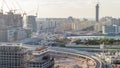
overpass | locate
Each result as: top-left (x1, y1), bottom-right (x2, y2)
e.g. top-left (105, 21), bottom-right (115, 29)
top-left (37, 47), bottom-right (104, 68)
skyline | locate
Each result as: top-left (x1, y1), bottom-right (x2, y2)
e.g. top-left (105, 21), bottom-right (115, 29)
top-left (0, 0), bottom-right (120, 18)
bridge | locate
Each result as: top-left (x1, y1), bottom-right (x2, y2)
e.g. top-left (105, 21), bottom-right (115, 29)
top-left (36, 47), bottom-right (105, 68)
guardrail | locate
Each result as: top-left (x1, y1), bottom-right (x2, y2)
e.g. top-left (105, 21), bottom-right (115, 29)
top-left (0, 43), bottom-right (22, 46)
top-left (35, 47), bottom-right (103, 68)
top-left (49, 50), bottom-right (97, 66)
top-left (48, 47), bottom-right (102, 68)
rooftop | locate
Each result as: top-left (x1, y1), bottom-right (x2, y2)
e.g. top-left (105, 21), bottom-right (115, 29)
top-left (0, 43), bottom-right (23, 46)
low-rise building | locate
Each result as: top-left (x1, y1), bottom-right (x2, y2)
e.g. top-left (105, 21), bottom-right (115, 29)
top-left (102, 24), bottom-right (120, 34)
top-left (27, 46), bottom-right (54, 68)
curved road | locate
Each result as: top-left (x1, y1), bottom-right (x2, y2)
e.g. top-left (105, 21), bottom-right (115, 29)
top-left (47, 47), bottom-right (104, 68)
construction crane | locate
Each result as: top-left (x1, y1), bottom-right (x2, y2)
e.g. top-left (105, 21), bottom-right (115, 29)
top-left (36, 4), bottom-right (39, 17)
top-left (0, 0), bottom-right (10, 13)
top-left (0, 0), bottom-right (39, 17)
top-left (0, 0), bottom-right (22, 14)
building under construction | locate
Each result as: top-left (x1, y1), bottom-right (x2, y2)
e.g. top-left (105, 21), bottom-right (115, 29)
top-left (0, 43), bottom-right (28, 68)
top-left (27, 46), bottom-right (54, 68)
top-left (0, 43), bottom-right (54, 68)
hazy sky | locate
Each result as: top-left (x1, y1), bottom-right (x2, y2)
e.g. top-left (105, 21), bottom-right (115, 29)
top-left (1, 0), bottom-right (120, 18)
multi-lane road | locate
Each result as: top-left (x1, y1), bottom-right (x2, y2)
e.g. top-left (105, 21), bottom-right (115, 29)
top-left (47, 47), bottom-right (106, 68)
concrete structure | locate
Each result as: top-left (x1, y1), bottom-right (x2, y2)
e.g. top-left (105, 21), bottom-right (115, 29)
top-left (0, 43), bottom-right (105, 68)
top-left (27, 46), bottom-right (54, 68)
top-left (96, 4), bottom-right (99, 22)
top-left (3, 11), bottom-right (23, 27)
top-left (26, 15), bottom-right (37, 32)
top-left (0, 11), bottom-right (28, 42)
top-left (0, 43), bottom-right (54, 68)
top-left (0, 43), bottom-right (28, 68)
top-left (27, 57), bottom-right (54, 68)
top-left (48, 47), bottom-right (103, 68)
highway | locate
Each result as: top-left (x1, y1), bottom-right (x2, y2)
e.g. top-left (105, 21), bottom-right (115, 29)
top-left (47, 47), bottom-right (104, 68)
top-left (35, 46), bottom-right (105, 68)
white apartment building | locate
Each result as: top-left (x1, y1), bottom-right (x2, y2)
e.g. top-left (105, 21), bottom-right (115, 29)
top-left (102, 24), bottom-right (120, 34)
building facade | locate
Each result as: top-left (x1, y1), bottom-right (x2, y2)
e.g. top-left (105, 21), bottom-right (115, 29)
top-left (27, 46), bottom-right (54, 68)
top-left (0, 11), bottom-right (28, 42)
top-left (26, 16), bottom-right (37, 32)
top-left (0, 43), bottom-right (54, 68)
top-left (0, 43), bottom-right (28, 68)
top-left (102, 25), bottom-right (120, 34)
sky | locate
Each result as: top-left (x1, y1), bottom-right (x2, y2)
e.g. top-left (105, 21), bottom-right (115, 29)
top-left (0, 0), bottom-right (120, 18)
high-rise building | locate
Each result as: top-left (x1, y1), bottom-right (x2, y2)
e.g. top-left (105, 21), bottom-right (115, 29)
top-left (0, 11), bottom-right (28, 42)
top-left (96, 4), bottom-right (99, 22)
top-left (26, 15), bottom-right (37, 32)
